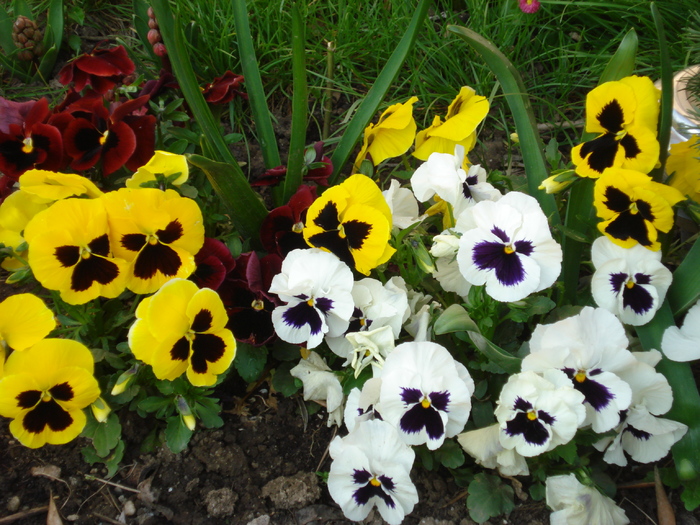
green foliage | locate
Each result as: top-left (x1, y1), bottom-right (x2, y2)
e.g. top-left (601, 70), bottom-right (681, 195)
top-left (467, 473), bottom-right (515, 524)
top-left (271, 361), bottom-right (301, 397)
top-left (165, 415), bottom-right (193, 454)
top-left (234, 343), bottom-right (268, 383)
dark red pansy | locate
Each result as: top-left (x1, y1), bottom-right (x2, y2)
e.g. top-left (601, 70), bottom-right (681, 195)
top-left (190, 238), bottom-right (236, 291)
top-left (58, 44), bottom-right (135, 95)
top-left (260, 184), bottom-right (316, 257)
top-left (251, 142), bottom-right (332, 188)
top-left (217, 252), bottom-right (282, 346)
top-left (202, 71), bottom-right (246, 105)
top-left (0, 98), bottom-right (63, 180)
top-left (62, 95), bottom-right (154, 176)
top-left (0, 97), bottom-right (37, 134)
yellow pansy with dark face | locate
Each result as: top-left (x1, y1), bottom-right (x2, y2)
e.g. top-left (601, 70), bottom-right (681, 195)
top-left (304, 174), bottom-right (395, 275)
top-left (572, 76), bottom-right (660, 178)
top-left (128, 278), bottom-right (236, 387)
top-left (25, 198), bottom-right (128, 305)
top-left (102, 188), bottom-right (204, 295)
top-left (594, 168), bottom-right (685, 251)
top-left (0, 338), bottom-right (100, 448)
top-left (126, 150), bottom-right (189, 189)
top-left (413, 86), bottom-right (489, 161)
top-left (353, 97), bottom-right (418, 171)
top-left (667, 135), bottom-right (700, 203)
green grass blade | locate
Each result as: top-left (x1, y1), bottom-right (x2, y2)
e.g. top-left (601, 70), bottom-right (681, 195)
top-left (598, 28), bottom-right (638, 85)
top-left (11, 0), bottom-right (31, 18)
top-left (328, 0), bottom-right (430, 185)
top-left (0, 7), bottom-right (16, 54)
top-left (187, 154), bottom-right (268, 245)
top-left (232, 0), bottom-right (281, 170)
top-left (667, 238), bottom-right (700, 316)
top-left (637, 302), bottom-right (700, 482)
top-left (277, 2), bottom-right (307, 206)
top-left (151, 0), bottom-right (235, 165)
top-left (34, 45), bottom-right (58, 83)
top-left (447, 25), bottom-right (559, 224)
top-left (649, 3), bottom-right (672, 183)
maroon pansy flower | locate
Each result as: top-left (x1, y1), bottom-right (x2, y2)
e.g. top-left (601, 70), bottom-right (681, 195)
top-left (260, 184), bottom-right (316, 257)
top-left (217, 252), bottom-right (282, 346)
top-left (202, 71), bottom-right (246, 105)
top-left (189, 237), bottom-right (236, 291)
top-left (0, 98), bottom-right (63, 180)
top-left (62, 95), bottom-right (155, 176)
top-left (0, 97), bottom-right (37, 134)
top-left (58, 44), bottom-right (136, 95)
top-left (251, 142), bottom-right (333, 188)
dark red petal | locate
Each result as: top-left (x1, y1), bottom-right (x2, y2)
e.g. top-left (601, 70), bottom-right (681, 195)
top-left (74, 54), bottom-right (124, 76)
top-left (64, 118), bottom-right (103, 171)
top-left (31, 123), bottom-right (64, 171)
top-left (102, 120), bottom-right (136, 176)
top-left (123, 114), bottom-right (156, 172)
top-left (97, 45), bottom-right (135, 76)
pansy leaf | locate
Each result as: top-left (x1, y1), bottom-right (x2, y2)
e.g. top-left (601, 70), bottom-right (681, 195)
top-left (434, 439), bottom-right (465, 469)
top-left (194, 398), bottom-right (224, 429)
top-left (91, 413), bottom-right (122, 458)
top-left (165, 415), bottom-right (194, 454)
top-left (551, 440), bottom-right (578, 465)
top-left (467, 473), bottom-right (515, 524)
top-left (434, 304), bottom-right (479, 334)
top-left (271, 361), bottom-right (301, 397)
top-left (233, 343), bottom-right (268, 383)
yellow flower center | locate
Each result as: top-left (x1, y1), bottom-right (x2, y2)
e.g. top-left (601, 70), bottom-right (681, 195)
top-left (22, 137), bottom-right (33, 153)
top-left (338, 224), bottom-right (347, 239)
top-left (185, 329), bottom-right (196, 341)
top-left (81, 249), bottom-right (91, 259)
top-left (307, 298), bottom-right (315, 307)
top-left (251, 299), bottom-right (265, 310)
top-left (421, 397), bottom-right (431, 409)
top-left (42, 392), bottom-right (52, 403)
top-left (370, 477), bottom-right (381, 487)
top-left (629, 202), bottom-right (639, 215)
top-left (527, 410), bottom-right (538, 421)
top-left (99, 130), bottom-right (109, 146)
top-left (504, 245), bottom-right (515, 254)
top-left (574, 370), bottom-right (587, 383)
top-left (292, 221), bottom-right (304, 233)
top-left (625, 280), bottom-right (635, 289)
top-left (147, 234), bottom-right (159, 245)
top-left (615, 129), bottom-right (628, 141)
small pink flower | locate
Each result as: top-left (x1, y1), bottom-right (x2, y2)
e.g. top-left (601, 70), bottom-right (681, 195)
top-left (518, 0), bottom-right (541, 13)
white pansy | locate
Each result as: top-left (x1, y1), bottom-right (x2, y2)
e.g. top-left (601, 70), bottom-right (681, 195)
top-left (661, 300), bottom-right (700, 361)
top-left (382, 179), bottom-right (423, 229)
top-left (347, 325), bottom-right (395, 378)
top-left (290, 351), bottom-right (344, 427)
top-left (546, 474), bottom-right (629, 525)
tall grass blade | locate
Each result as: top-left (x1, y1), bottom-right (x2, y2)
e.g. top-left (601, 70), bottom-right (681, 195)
top-left (637, 302), bottom-right (700, 483)
top-left (447, 25), bottom-right (559, 223)
top-left (232, 0), bottom-right (281, 170)
top-left (650, 3), bottom-right (672, 182)
top-left (277, 2), bottom-right (307, 206)
top-left (328, 0), bottom-right (430, 185)
top-left (187, 154), bottom-right (268, 245)
top-left (150, 0), bottom-right (234, 165)
top-left (598, 28), bottom-right (638, 85)
top-left (0, 8), bottom-right (14, 55)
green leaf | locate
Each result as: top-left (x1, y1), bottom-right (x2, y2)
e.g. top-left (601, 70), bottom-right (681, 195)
top-left (667, 237), bottom-right (700, 316)
top-left (434, 440), bottom-right (465, 469)
top-left (598, 28), bottom-right (638, 85)
top-left (92, 413), bottom-right (122, 458)
top-left (187, 154), bottom-right (268, 245)
top-left (459, 331), bottom-right (521, 374)
top-left (165, 415), bottom-right (193, 453)
top-left (271, 361), bottom-right (301, 397)
top-left (0, 8), bottom-right (15, 55)
top-left (138, 396), bottom-right (172, 413)
top-left (551, 440), bottom-right (578, 465)
top-left (467, 472), bottom-right (515, 524)
top-left (103, 439), bottom-right (126, 478)
top-left (434, 304), bottom-right (479, 334)
top-left (681, 478), bottom-right (700, 511)
top-left (529, 482), bottom-right (545, 501)
top-left (195, 397), bottom-right (224, 429)
top-left (233, 343), bottom-right (268, 383)
top-left (12, 0), bottom-right (31, 18)
top-left (447, 25), bottom-right (559, 224)
top-left (329, 0), bottom-right (430, 184)
top-left (44, 0), bottom-right (63, 53)
top-left (560, 177), bottom-right (595, 305)
top-left (277, 1), bottom-right (308, 206)
top-left (231, 0), bottom-right (281, 169)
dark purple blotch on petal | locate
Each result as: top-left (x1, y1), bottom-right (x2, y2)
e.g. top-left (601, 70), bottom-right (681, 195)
top-left (190, 333), bottom-right (226, 374)
top-left (563, 368), bottom-right (614, 411)
top-left (133, 242), bottom-right (182, 279)
top-left (352, 469), bottom-right (396, 508)
top-left (282, 301), bottom-right (323, 335)
top-left (622, 281), bottom-right (654, 314)
top-left (399, 397), bottom-right (446, 440)
top-left (22, 398), bottom-right (73, 433)
top-left (505, 410), bottom-right (550, 446)
top-left (625, 425), bottom-right (651, 441)
top-left (472, 241), bottom-right (527, 287)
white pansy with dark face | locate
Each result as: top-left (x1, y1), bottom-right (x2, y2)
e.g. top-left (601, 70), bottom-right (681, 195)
top-left (328, 419), bottom-right (418, 525)
top-left (522, 307), bottom-right (636, 433)
top-left (378, 341), bottom-right (474, 450)
top-left (456, 191), bottom-right (562, 302)
top-left (269, 249), bottom-right (354, 349)
top-left (591, 236), bottom-right (672, 326)
top-left (495, 370), bottom-right (585, 457)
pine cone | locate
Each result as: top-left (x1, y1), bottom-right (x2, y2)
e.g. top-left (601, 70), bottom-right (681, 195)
top-left (12, 16), bottom-right (44, 61)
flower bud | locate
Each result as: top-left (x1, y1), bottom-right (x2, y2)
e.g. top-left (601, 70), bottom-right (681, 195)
top-left (147, 29), bottom-right (161, 45)
top-left (111, 364), bottom-right (139, 395)
top-left (90, 397), bottom-right (111, 423)
top-left (12, 16), bottom-right (44, 61)
top-left (176, 396), bottom-right (196, 431)
top-left (153, 43), bottom-right (167, 57)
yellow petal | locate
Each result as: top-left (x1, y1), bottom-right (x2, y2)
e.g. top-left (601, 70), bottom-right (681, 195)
top-left (0, 293), bottom-right (55, 351)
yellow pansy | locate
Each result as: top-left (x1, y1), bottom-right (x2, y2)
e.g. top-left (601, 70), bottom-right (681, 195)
top-left (126, 150), bottom-right (189, 189)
